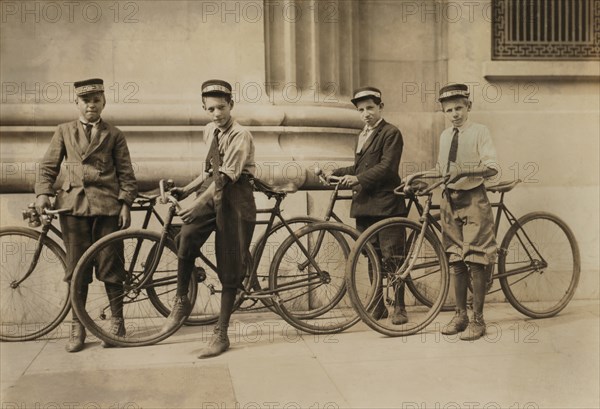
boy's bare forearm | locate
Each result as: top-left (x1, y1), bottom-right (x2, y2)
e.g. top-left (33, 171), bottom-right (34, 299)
top-left (460, 164), bottom-right (498, 179)
top-left (183, 174), bottom-right (205, 195)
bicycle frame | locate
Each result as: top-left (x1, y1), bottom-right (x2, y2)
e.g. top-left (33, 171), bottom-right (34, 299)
top-left (489, 192), bottom-right (548, 281)
top-left (243, 185), bottom-right (352, 302)
top-left (406, 186), bottom-right (549, 284)
top-left (126, 182), bottom-right (352, 305)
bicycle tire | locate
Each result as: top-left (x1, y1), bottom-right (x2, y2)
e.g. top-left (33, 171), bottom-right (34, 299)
top-left (71, 229), bottom-right (196, 347)
top-left (245, 216), bottom-right (323, 312)
top-left (405, 212), bottom-right (456, 312)
top-left (269, 222), bottom-right (373, 334)
top-left (0, 227), bottom-right (70, 342)
top-left (346, 217), bottom-right (449, 337)
top-left (145, 242), bottom-right (199, 323)
top-left (498, 211), bottom-right (580, 318)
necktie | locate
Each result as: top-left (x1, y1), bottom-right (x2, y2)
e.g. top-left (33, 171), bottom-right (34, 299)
top-left (356, 127), bottom-right (372, 153)
top-left (206, 128), bottom-right (221, 174)
top-left (83, 123), bottom-right (93, 144)
top-left (446, 128), bottom-right (459, 173)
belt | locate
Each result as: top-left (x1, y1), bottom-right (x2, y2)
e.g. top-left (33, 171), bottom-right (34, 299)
top-left (446, 183), bottom-right (484, 194)
top-left (206, 170), bottom-right (253, 183)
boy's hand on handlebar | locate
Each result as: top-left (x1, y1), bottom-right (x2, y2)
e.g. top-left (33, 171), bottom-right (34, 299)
top-left (170, 187), bottom-right (188, 200)
top-left (35, 195), bottom-right (51, 215)
top-left (338, 175), bottom-right (359, 188)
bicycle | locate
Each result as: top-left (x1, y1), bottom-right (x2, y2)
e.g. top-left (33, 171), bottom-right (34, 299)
top-left (345, 173), bottom-right (581, 337)
top-left (0, 205), bottom-right (70, 341)
top-left (69, 178), bottom-right (376, 347)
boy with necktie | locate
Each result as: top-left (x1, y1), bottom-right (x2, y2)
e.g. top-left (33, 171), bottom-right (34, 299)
top-left (163, 79), bottom-right (256, 358)
top-left (35, 78), bottom-right (137, 352)
top-left (435, 83), bottom-right (498, 340)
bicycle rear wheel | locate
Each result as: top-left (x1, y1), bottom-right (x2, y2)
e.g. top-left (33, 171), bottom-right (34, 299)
top-left (71, 229), bottom-right (197, 347)
top-left (177, 231), bottom-right (222, 326)
top-left (346, 218), bottom-right (449, 337)
top-left (498, 212), bottom-right (580, 318)
top-left (244, 216), bottom-right (323, 313)
top-left (269, 222), bottom-right (374, 334)
top-left (0, 227), bottom-right (69, 341)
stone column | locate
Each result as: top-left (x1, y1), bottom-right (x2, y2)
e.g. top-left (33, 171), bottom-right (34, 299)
top-left (264, 0), bottom-right (360, 104)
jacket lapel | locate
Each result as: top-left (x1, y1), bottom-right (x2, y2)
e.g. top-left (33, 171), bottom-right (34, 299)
top-left (82, 120), bottom-right (109, 160)
top-left (72, 121), bottom-right (89, 156)
top-left (65, 121), bottom-right (88, 160)
top-left (356, 120), bottom-right (386, 164)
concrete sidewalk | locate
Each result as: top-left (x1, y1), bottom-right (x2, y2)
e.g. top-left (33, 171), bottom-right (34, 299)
top-left (1, 300), bottom-right (599, 409)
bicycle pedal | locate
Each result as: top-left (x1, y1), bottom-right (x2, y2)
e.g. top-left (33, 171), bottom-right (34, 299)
top-left (194, 266), bottom-right (207, 282)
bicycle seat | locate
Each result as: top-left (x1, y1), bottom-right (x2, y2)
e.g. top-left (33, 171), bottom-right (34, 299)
top-left (252, 178), bottom-right (294, 199)
top-left (486, 179), bottom-right (522, 193)
top-left (136, 190), bottom-right (160, 203)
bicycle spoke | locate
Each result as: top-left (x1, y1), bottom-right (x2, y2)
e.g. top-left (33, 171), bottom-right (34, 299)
top-left (499, 212), bottom-right (580, 318)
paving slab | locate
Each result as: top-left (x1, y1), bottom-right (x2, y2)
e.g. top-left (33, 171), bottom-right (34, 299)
top-left (0, 300), bottom-right (598, 409)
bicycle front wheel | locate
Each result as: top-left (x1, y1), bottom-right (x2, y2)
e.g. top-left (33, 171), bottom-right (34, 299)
top-left (346, 218), bottom-right (449, 337)
top-left (498, 211), bottom-right (580, 318)
top-left (269, 222), bottom-right (373, 334)
top-left (71, 229), bottom-right (196, 347)
top-left (0, 227), bottom-right (69, 342)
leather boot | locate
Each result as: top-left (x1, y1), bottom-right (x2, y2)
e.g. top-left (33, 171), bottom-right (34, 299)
top-left (198, 328), bottom-right (230, 359)
top-left (101, 317), bottom-right (126, 348)
top-left (460, 312), bottom-right (486, 341)
top-left (102, 283), bottom-right (126, 347)
top-left (161, 295), bottom-right (192, 334)
top-left (390, 282), bottom-right (408, 325)
top-left (66, 283), bottom-right (88, 352)
top-left (441, 309), bottom-right (469, 335)
top-left (65, 317), bottom-right (86, 353)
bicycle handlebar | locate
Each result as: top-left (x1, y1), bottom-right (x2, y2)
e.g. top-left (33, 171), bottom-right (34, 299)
top-left (314, 167), bottom-right (341, 186)
top-left (394, 173), bottom-right (450, 197)
top-left (22, 204), bottom-right (70, 227)
top-left (159, 179), bottom-right (182, 211)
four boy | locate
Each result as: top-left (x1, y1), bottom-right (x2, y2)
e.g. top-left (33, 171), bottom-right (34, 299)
top-left (34, 79), bottom-right (497, 357)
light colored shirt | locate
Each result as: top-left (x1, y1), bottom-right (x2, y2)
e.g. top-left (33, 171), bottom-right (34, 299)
top-left (204, 118), bottom-right (255, 182)
top-left (356, 118), bottom-right (383, 153)
top-left (437, 121), bottom-right (498, 190)
top-left (79, 117), bottom-right (101, 140)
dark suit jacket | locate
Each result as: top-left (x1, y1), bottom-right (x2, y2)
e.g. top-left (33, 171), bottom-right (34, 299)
top-left (35, 119), bottom-right (137, 216)
top-left (332, 119), bottom-right (406, 218)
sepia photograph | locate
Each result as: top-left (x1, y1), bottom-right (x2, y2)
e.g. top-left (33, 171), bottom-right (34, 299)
top-left (1, 0), bottom-right (598, 408)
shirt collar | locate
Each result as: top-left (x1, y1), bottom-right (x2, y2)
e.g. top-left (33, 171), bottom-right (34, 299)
top-left (455, 120), bottom-right (471, 132)
top-left (217, 117), bottom-right (234, 134)
top-left (365, 118), bottom-right (383, 132)
top-left (80, 117), bottom-right (101, 127)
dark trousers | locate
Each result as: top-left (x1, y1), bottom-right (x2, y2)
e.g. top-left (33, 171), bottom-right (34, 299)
top-left (356, 215), bottom-right (407, 308)
top-left (356, 216), bottom-right (406, 265)
top-left (59, 215), bottom-right (124, 284)
top-left (176, 175), bottom-right (256, 290)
